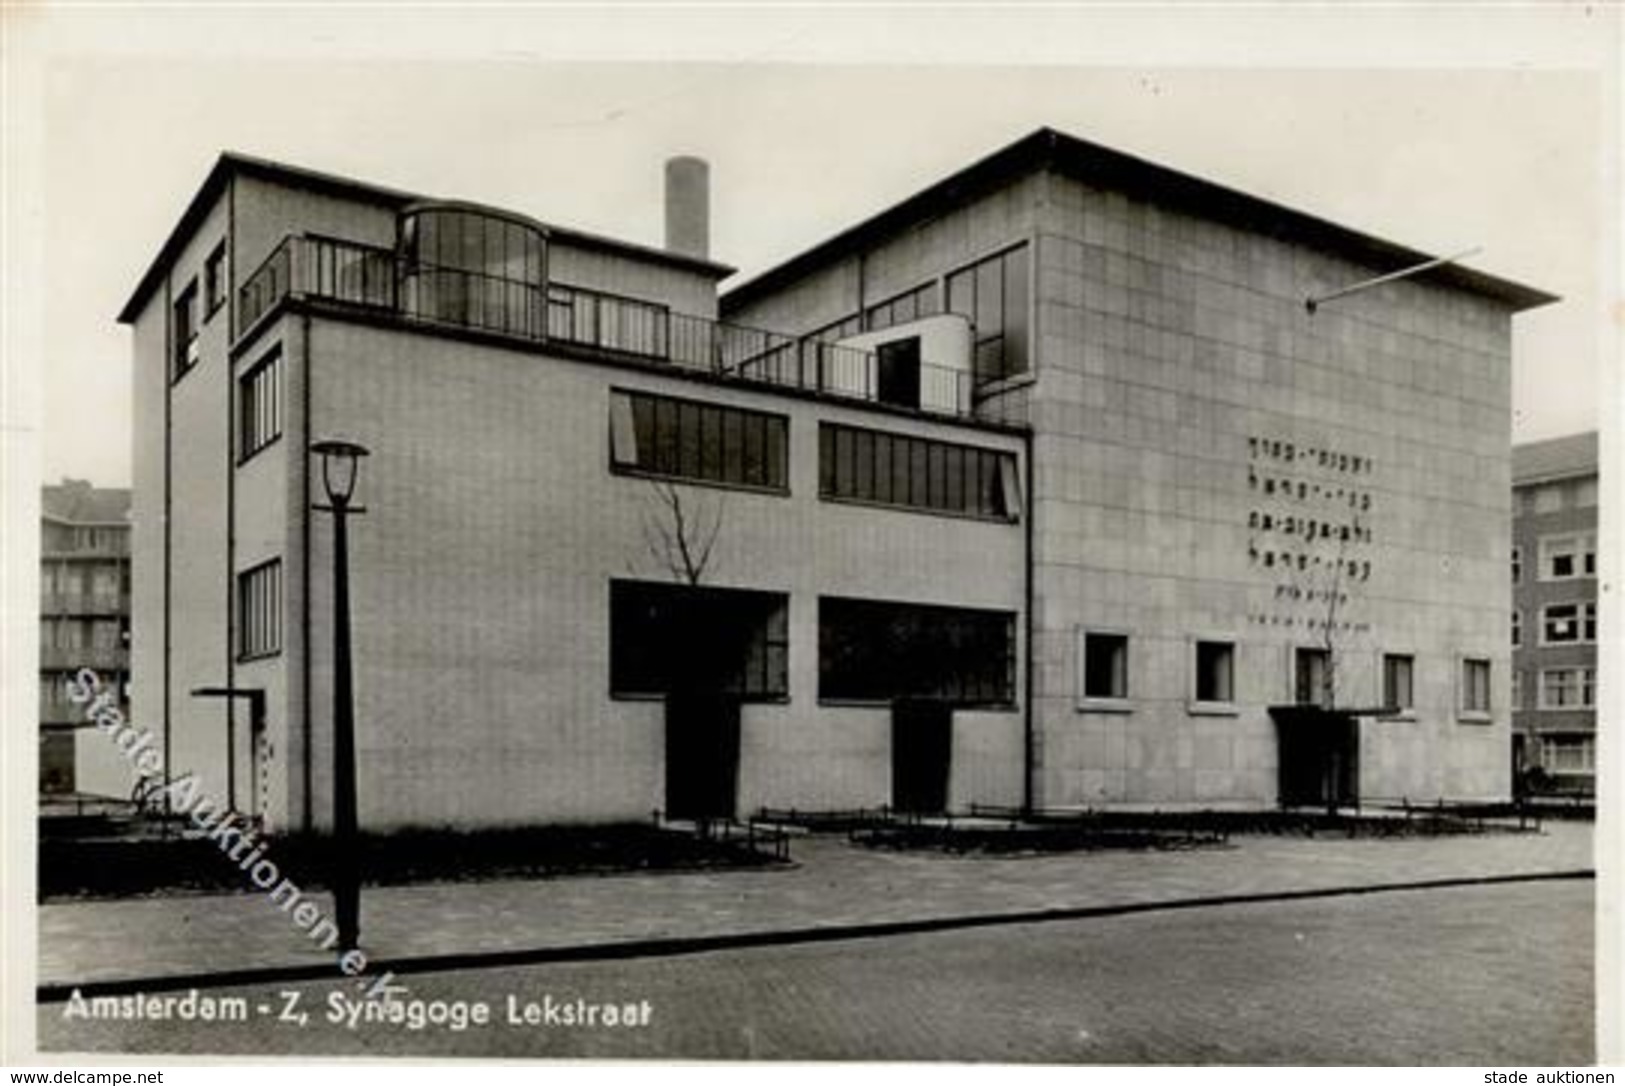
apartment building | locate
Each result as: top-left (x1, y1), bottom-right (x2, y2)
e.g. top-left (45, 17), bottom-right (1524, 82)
top-left (40, 480), bottom-right (132, 797)
top-left (1511, 431), bottom-right (1599, 794)
top-left (119, 130), bottom-right (1552, 832)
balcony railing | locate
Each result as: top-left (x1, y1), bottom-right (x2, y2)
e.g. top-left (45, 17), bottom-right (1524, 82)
top-left (239, 234), bottom-right (1025, 427)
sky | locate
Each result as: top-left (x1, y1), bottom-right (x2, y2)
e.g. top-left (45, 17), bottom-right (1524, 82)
top-left (9, 5), bottom-right (1617, 489)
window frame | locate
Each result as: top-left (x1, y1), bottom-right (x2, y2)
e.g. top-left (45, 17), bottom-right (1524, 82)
top-left (1076, 627), bottom-right (1132, 711)
top-left (1538, 532), bottom-right (1597, 582)
top-left (1458, 656), bottom-right (1492, 722)
top-left (236, 558), bottom-right (283, 662)
top-left (818, 595), bottom-right (1018, 710)
top-left (818, 421), bottom-right (1020, 524)
top-left (1538, 666), bottom-right (1596, 710)
top-left (1189, 638), bottom-right (1238, 715)
top-left (204, 240), bottom-right (229, 321)
top-left (1294, 646), bottom-right (1333, 709)
top-left (172, 277), bottom-right (201, 383)
top-left (1381, 652), bottom-right (1416, 718)
top-left (609, 388), bottom-right (790, 497)
top-left (944, 241), bottom-right (1032, 388)
top-left (237, 346), bottom-right (284, 465)
top-left (1539, 601), bottom-right (1596, 646)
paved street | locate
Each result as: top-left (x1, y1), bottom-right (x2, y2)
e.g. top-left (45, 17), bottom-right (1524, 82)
top-left (39, 879), bottom-right (1593, 1063)
top-left (38, 821), bottom-right (1593, 988)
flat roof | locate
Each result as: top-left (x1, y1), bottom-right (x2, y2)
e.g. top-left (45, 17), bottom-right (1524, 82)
top-left (1513, 431), bottom-right (1598, 485)
top-left (721, 127), bottom-right (1558, 314)
top-left (118, 152), bottom-right (735, 323)
top-left (42, 481), bottom-right (131, 525)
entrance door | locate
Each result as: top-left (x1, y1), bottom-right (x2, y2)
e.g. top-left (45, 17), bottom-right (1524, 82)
top-left (665, 691), bottom-right (741, 821)
top-left (1273, 706), bottom-right (1359, 809)
top-left (875, 337), bottom-right (922, 410)
top-left (892, 700), bottom-right (951, 814)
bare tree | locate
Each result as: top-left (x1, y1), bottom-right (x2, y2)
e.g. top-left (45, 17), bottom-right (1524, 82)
top-left (1285, 512), bottom-right (1371, 711)
top-left (638, 481), bottom-right (724, 586)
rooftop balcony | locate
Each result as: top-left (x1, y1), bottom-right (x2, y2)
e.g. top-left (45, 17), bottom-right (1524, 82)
top-left (240, 234), bottom-right (1026, 429)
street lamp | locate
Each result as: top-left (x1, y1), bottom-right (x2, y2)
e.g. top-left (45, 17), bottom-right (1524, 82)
top-left (312, 438), bottom-right (369, 953)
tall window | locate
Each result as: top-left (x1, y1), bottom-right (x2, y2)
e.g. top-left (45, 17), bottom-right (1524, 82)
top-left (610, 390), bottom-right (788, 493)
top-left (820, 597), bottom-right (1016, 707)
top-left (1461, 658), bottom-right (1491, 716)
top-left (1539, 667), bottom-right (1595, 710)
top-left (1511, 669), bottom-right (1523, 711)
top-left (237, 560), bottom-right (282, 661)
top-left (1539, 533), bottom-right (1596, 580)
top-left (239, 347), bottom-right (283, 462)
top-left (204, 241), bottom-right (229, 319)
top-left (819, 422), bottom-right (1020, 522)
top-left (946, 244), bottom-right (1030, 387)
top-left (172, 279), bottom-right (200, 380)
top-left (1511, 610), bottom-right (1522, 648)
top-left (1511, 546), bottom-right (1522, 585)
top-left (1382, 654), bottom-right (1414, 713)
top-left (1540, 602), bottom-right (1596, 645)
top-left (1079, 630), bottom-right (1129, 702)
top-left (1194, 641), bottom-right (1235, 704)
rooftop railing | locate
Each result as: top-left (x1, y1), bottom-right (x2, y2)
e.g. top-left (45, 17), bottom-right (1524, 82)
top-left (239, 234), bottom-right (1025, 427)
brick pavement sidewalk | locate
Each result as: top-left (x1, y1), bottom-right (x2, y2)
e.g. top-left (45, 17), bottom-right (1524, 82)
top-left (36, 820), bottom-right (1593, 990)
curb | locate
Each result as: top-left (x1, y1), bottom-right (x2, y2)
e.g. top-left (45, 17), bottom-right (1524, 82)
top-left (37, 868), bottom-right (1593, 1003)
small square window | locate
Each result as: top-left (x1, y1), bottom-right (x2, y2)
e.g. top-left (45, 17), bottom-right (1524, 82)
top-left (1080, 631), bottom-right (1129, 701)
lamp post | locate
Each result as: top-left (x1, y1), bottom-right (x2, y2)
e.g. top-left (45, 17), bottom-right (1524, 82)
top-left (312, 438), bottom-right (369, 953)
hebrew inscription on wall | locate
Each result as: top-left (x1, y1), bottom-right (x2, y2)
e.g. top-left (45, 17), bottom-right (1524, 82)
top-left (1245, 435), bottom-right (1375, 635)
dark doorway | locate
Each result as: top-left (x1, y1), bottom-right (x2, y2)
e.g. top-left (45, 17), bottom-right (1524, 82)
top-left (665, 691), bottom-right (741, 820)
top-left (611, 580), bottom-right (788, 822)
top-left (875, 337), bottom-right (922, 410)
top-left (1272, 706), bottom-right (1360, 809)
top-left (892, 700), bottom-right (952, 814)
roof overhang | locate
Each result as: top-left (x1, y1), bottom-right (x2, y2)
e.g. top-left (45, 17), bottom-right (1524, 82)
top-left (722, 127), bottom-right (1559, 315)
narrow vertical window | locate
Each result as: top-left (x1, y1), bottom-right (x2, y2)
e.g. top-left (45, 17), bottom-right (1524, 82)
top-left (1194, 641), bottom-right (1235, 704)
top-left (238, 347), bottom-right (284, 462)
top-left (172, 279), bottom-right (200, 380)
top-left (1461, 658), bottom-right (1491, 717)
top-left (237, 560), bottom-right (283, 660)
top-left (204, 241), bottom-right (229, 319)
